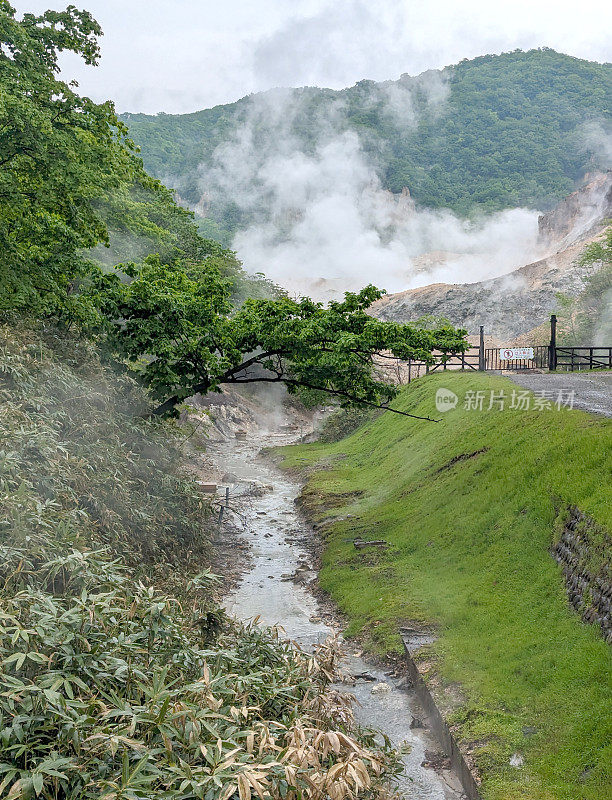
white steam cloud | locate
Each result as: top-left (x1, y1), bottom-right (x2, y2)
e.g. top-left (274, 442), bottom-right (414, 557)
top-left (578, 119), bottom-right (612, 173)
top-left (198, 83), bottom-right (543, 299)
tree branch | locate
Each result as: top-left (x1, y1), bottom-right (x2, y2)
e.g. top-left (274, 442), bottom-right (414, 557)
top-left (144, 351), bottom-right (281, 417)
top-left (226, 375), bottom-right (439, 421)
top-left (146, 353), bottom-right (440, 422)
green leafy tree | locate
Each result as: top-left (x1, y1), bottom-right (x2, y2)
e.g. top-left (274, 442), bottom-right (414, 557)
top-left (0, 3), bottom-right (280, 316)
top-left (0, 2), bottom-right (141, 314)
top-left (90, 257), bottom-right (467, 419)
top-left (556, 225), bottom-right (612, 344)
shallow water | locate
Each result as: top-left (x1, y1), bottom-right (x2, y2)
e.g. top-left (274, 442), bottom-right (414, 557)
top-left (211, 418), bottom-right (464, 800)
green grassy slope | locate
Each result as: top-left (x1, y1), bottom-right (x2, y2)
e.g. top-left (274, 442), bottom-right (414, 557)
top-left (122, 49), bottom-right (611, 236)
top-left (279, 372), bottom-right (612, 800)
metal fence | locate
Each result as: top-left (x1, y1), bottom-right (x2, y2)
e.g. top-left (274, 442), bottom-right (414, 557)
top-left (382, 317), bottom-right (611, 384)
top-left (554, 347), bottom-right (612, 371)
top-left (485, 345), bottom-right (549, 372)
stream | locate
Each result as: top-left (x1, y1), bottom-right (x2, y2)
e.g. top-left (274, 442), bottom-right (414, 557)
top-left (206, 407), bottom-right (465, 800)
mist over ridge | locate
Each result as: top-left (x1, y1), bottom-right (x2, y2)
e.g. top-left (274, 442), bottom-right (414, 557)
top-left (122, 48), bottom-right (612, 297)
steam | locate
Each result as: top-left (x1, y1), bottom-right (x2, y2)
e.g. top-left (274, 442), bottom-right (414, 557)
top-left (594, 286), bottom-right (612, 346)
top-left (579, 119), bottom-right (612, 172)
top-left (198, 82), bottom-right (543, 299)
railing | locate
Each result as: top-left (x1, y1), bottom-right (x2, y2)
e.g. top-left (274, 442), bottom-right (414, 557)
top-left (554, 347), bottom-right (612, 371)
top-left (485, 345), bottom-right (548, 372)
top-left (374, 348), bottom-right (480, 385)
top-left (375, 317), bottom-right (611, 385)
top-left (428, 347), bottom-right (480, 372)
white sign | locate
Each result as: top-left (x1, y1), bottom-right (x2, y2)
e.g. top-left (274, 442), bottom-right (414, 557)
top-left (499, 347), bottom-right (534, 361)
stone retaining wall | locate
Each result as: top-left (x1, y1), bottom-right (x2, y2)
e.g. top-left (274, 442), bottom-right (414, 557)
top-left (553, 506), bottom-right (611, 645)
top-left (401, 635), bottom-right (481, 800)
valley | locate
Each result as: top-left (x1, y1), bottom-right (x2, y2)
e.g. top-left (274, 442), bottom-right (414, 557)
top-left (1, 5), bottom-right (610, 800)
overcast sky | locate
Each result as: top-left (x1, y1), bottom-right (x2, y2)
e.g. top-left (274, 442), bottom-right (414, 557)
top-left (12, 0), bottom-right (612, 114)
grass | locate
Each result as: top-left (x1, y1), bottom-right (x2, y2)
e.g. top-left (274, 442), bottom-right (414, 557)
top-left (278, 372), bottom-right (612, 800)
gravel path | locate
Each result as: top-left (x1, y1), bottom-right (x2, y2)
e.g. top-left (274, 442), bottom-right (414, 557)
top-left (508, 372), bottom-right (612, 417)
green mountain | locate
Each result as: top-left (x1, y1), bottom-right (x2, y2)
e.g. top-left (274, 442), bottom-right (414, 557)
top-left (121, 49), bottom-right (612, 243)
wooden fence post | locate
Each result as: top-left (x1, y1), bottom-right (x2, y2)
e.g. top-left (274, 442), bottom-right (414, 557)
top-left (548, 314), bottom-right (557, 371)
top-left (479, 326), bottom-right (485, 371)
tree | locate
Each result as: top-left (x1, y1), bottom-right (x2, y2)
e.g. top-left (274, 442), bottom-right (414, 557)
top-left (0, 2), bottom-right (284, 316)
top-left (90, 257), bottom-right (467, 420)
top-left (0, 2), bottom-right (137, 314)
top-left (579, 224), bottom-right (612, 273)
top-left (556, 225), bottom-right (612, 345)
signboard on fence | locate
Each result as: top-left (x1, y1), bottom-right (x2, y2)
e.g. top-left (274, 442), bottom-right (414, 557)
top-left (499, 347), bottom-right (534, 361)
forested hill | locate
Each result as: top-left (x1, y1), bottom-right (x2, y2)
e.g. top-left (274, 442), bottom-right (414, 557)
top-left (121, 48), bottom-right (612, 241)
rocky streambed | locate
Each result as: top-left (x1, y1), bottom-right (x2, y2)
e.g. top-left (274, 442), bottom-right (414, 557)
top-left (202, 400), bottom-right (466, 800)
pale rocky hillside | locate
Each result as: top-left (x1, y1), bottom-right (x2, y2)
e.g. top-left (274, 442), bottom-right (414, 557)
top-left (372, 172), bottom-right (612, 343)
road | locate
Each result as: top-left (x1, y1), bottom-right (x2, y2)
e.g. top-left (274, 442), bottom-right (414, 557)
top-left (508, 372), bottom-right (612, 417)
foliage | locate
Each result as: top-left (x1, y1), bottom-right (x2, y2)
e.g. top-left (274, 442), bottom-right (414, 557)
top-left (0, 551), bottom-right (390, 800)
top-left (0, 1), bottom-right (137, 314)
top-left (278, 372), bottom-right (612, 800)
top-left (0, 2), bottom-right (280, 318)
top-left (556, 225), bottom-right (612, 344)
top-left (88, 258), bottom-right (467, 416)
top-left (0, 323), bottom-right (398, 799)
top-left (579, 223), bottom-right (612, 271)
top-left (121, 49), bottom-right (612, 242)
top-left (91, 183), bottom-right (283, 305)
top-left (0, 323), bottom-right (208, 570)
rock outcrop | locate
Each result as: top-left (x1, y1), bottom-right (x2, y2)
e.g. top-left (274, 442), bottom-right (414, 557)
top-left (553, 506), bottom-right (612, 645)
top-left (372, 172), bottom-right (612, 342)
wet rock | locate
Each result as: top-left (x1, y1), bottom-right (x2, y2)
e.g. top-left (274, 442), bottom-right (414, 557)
top-left (352, 672), bottom-right (376, 682)
top-left (370, 682), bottom-right (391, 695)
top-left (422, 750), bottom-right (451, 771)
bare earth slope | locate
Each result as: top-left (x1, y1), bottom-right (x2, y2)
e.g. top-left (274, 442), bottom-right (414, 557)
top-left (372, 172), bottom-right (612, 341)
